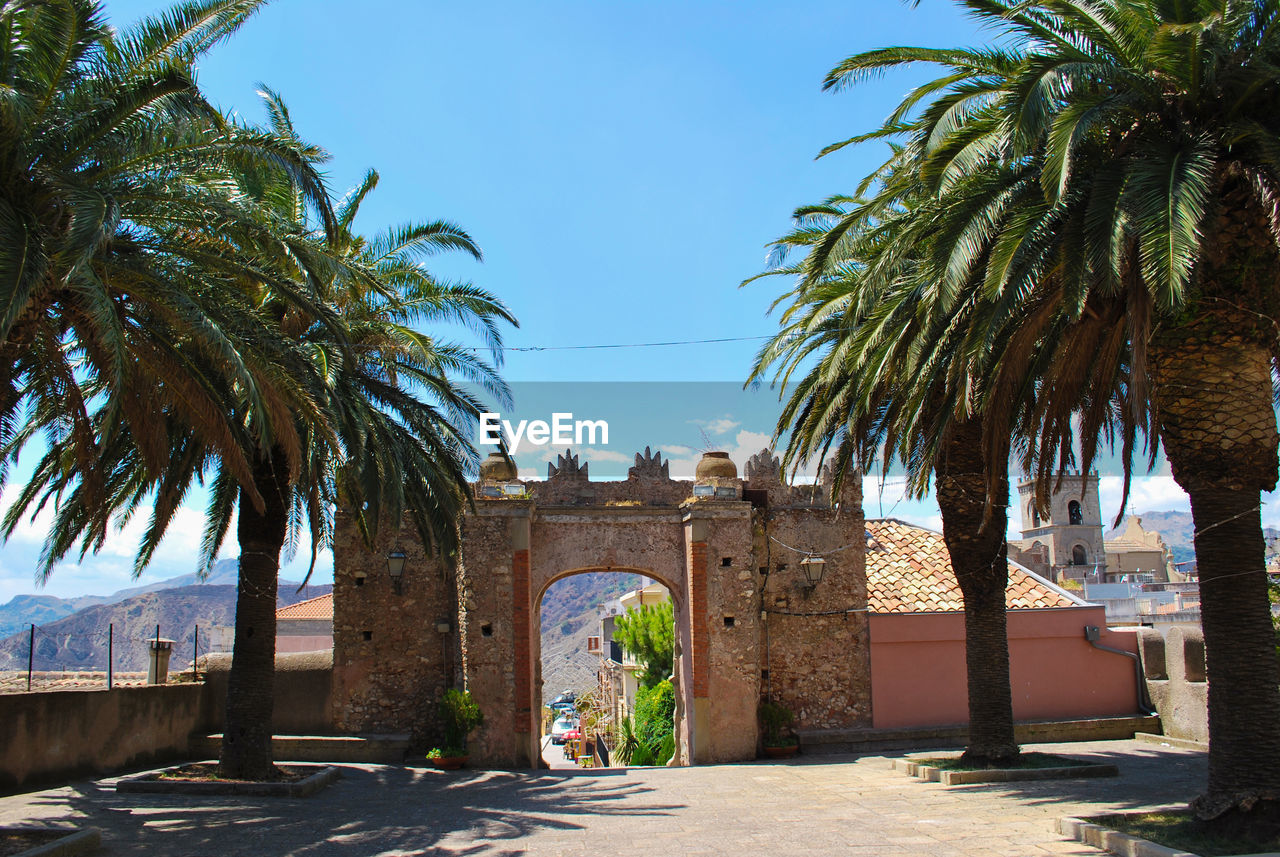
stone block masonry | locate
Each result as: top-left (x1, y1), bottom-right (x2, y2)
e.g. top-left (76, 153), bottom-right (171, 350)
top-left (332, 448), bottom-right (873, 767)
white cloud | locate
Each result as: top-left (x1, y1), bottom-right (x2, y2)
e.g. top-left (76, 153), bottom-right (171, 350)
top-left (689, 416), bottom-right (740, 437)
top-left (0, 479), bottom-right (337, 603)
top-left (1097, 476), bottom-right (1189, 526)
top-left (578, 448), bottom-right (631, 464)
top-left (661, 429), bottom-right (776, 479)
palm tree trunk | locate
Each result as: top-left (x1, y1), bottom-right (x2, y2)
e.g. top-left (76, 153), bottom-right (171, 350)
top-left (219, 446), bottom-right (289, 780)
top-left (935, 416), bottom-right (1019, 766)
top-left (1152, 315), bottom-right (1280, 824)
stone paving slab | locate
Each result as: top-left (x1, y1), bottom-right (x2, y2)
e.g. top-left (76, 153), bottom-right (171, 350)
top-left (0, 740), bottom-right (1206, 857)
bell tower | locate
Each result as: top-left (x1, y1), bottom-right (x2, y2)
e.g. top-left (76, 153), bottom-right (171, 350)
top-left (1016, 473), bottom-right (1105, 583)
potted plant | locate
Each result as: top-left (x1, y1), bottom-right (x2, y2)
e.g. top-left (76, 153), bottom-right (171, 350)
top-left (759, 699), bottom-right (798, 759)
top-left (428, 688), bottom-right (484, 770)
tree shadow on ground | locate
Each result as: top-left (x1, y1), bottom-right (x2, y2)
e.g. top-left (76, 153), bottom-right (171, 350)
top-left (798, 744), bottom-right (1207, 814)
top-left (949, 745), bottom-right (1208, 812)
top-left (24, 764), bottom-right (685, 856)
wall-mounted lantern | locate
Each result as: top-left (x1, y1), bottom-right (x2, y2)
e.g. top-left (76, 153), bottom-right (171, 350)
top-left (388, 550), bottom-right (407, 594)
top-left (799, 554), bottom-right (826, 588)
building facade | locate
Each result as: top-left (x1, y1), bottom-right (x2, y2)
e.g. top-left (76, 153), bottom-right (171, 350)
top-left (1013, 473), bottom-right (1106, 582)
top-left (330, 448), bottom-right (870, 768)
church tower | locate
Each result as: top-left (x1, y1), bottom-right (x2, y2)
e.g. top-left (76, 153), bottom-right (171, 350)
top-left (1015, 473), bottom-right (1105, 583)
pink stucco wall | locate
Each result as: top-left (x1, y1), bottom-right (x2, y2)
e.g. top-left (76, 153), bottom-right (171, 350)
top-left (277, 635), bottom-right (333, 654)
top-left (869, 606), bottom-right (1140, 729)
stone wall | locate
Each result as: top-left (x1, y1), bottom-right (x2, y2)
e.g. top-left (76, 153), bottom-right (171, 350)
top-left (0, 684), bottom-right (202, 793)
top-left (1138, 626), bottom-right (1208, 743)
top-left (330, 510), bottom-right (458, 750)
top-left (686, 503), bottom-right (760, 761)
top-left (750, 454), bottom-right (871, 733)
top-left (1, 650), bottom-right (338, 793)
top-left (199, 650), bottom-right (334, 735)
top-left (330, 448), bottom-right (878, 768)
top-left (458, 506), bottom-right (526, 765)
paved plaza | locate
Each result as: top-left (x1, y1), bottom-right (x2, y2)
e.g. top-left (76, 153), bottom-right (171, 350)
top-left (2, 740), bottom-right (1207, 856)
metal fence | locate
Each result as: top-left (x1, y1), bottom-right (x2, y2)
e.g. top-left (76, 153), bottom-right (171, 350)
top-left (1, 622), bottom-right (235, 693)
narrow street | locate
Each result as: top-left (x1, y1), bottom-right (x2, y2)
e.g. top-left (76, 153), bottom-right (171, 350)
top-left (540, 735), bottom-right (577, 770)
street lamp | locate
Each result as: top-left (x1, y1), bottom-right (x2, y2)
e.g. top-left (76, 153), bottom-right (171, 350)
top-left (799, 555), bottom-right (826, 588)
top-left (388, 550), bottom-right (406, 594)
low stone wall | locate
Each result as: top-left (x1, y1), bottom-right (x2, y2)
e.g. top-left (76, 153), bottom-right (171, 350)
top-left (0, 683), bottom-right (203, 793)
top-left (1137, 626), bottom-right (1207, 743)
top-left (197, 650), bottom-right (335, 735)
top-left (1, 651), bottom-right (336, 794)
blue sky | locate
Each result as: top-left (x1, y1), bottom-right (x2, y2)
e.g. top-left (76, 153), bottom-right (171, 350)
top-left (0, 0), bottom-right (1214, 602)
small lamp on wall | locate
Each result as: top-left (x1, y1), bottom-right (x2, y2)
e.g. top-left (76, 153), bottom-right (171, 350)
top-left (387, 550), bottom-right (407, 595)
top-left (799, 554), bottom-right (826, 588)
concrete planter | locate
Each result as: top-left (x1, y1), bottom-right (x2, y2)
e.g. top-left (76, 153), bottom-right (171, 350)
top-left (892, 756), bottom-right (1118, 785)
top-left (116, 763), bottom-right (340, 796)
top-left (0, 827), bottom-right (101, 857)
top-left (1059, 815), bottom-right (1198, 857)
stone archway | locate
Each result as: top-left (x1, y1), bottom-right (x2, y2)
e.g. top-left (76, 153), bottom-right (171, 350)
top-left (518, 507), bottom-right (692, 767)
top-left (533, 565), bottom-right (686, 768)
top-left (331, 447), bottom-right (873, 770)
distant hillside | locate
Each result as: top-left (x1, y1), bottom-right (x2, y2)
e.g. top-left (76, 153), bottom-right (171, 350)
top-left (539, 571), bottom-right (643, 700)
top-left (0, 569), bottom-right (331, 672)
top-left (1113, 510), bottom-right (1280, 565)
top-left (0, 593), bottom-right (110, 638)
top-left (0, 559), bottom-right (313, 638)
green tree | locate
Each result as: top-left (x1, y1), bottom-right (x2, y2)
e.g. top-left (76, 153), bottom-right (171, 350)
top-left (194, 148), bottom-right (515, 778)
top-left (12, 98), bottom-right (517, 777)
top-left (748, 187), bottom-right (1023, 765)
top-left (803, 0), bottom-right (1280, 823)
top-left (613, 600), bottom-right (674, 690)
top-left (624, 680), bottom-right (675, 766)
top-left (0, 0), bottom-right (335, 530)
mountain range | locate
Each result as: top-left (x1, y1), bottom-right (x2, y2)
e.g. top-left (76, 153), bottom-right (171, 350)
top-left (1116, 510), bottom-right (1280, 565)
top-left (0, 560), bottom-right (330, 672)
top-left (539, 571), bottom-right (642, 699)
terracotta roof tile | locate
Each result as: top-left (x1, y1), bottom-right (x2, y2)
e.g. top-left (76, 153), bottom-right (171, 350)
top-left (275, 593), bottom-right (333, 621)
top-left (866, 519), bottom-right (1081, 614)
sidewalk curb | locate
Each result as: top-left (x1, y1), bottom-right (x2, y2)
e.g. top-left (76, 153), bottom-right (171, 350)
top-left (1058, 816), bottom-right (1199, 857)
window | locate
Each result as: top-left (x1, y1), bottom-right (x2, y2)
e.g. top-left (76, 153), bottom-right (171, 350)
top-left (1068, 500), bottom-right (1083, 526)
top-left (1030, 502), bottom-right (1040, 527)
top-left (1071, 544), bottom-right (1087, 566)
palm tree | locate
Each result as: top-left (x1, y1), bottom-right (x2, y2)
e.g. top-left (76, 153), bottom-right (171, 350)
top-left (748, 186), bottom-right (1024, 765)
top-left (0, 0), bottom-right (336, 530)
top-left (1, 5), bottom-right (517, 777)
top-left (218, 151), bottom-right (516, 775)
top-left (812, 0), bottom-right (1280, 823)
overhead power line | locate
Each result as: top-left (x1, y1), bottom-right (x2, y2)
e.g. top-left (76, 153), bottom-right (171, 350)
top-left (480, 334), bottom-right (780, 353)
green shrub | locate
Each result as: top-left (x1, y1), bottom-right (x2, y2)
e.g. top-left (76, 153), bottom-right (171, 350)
top-left (437, 688), bottom-right (483, 755)
top-left (759, 699), bottom-right (795, 747)
top-left (625, 680), bottom-right (675, 765)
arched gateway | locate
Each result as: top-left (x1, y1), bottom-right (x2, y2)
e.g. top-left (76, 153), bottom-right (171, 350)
top-left (330, 448), bottom-right (872, 767)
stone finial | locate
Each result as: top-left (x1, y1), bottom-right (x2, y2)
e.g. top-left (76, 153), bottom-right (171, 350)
top-left (548, 449), bottom-right (588, 480)
top-left (478, 451), bottom-right (518, 482)
top-left (745, 448), bottom-right (782, 485)
top-left (629, 446), bottom-right (669, 479)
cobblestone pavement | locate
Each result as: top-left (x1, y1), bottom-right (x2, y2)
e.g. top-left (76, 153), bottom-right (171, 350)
top-left (1, 740), bottom-right (1206, 856)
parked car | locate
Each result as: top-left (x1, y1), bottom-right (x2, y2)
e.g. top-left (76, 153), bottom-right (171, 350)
top-left (550, 715), bottom-right (575, 744)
